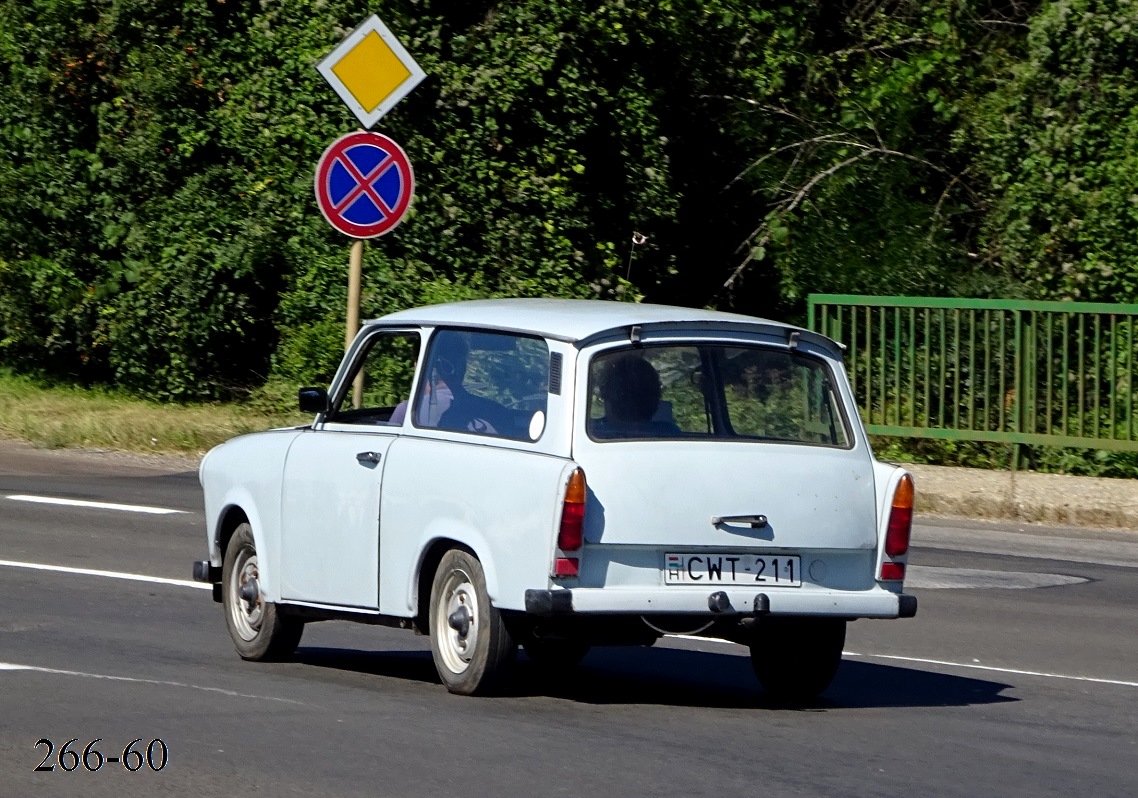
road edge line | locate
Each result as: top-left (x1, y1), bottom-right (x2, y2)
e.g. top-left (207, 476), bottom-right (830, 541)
top-left (0, 559), bottom-right (208, 590)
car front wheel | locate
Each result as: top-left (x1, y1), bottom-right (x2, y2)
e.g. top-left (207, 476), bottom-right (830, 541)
top-left (222, 522), bottom-right (304, 661)
top-left (749, 617), bottom-right (846, 703)
top-left (428, 549), bottom-right (516, 695)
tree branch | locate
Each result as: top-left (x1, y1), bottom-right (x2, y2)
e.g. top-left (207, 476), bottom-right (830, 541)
top-left (717, 151), bottom-right (875, 300)
top-left (716, 142), bottom-right (956, 302)
top-left (696, 95), bottom-right (812, 127)
top-left (974, 19), bottom-right (1029, 28)
top-left (832, 36), bottom-right (930, 57)
top-left (728, 134), bottom-right (847, 189)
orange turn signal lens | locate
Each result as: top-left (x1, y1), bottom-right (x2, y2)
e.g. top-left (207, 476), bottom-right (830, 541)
top-left (892, 472), bottom-right (914, 510)
top-left (564, 468), bottom-right (587, 505)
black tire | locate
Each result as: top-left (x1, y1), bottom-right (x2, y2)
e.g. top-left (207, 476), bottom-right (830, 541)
top-left (522, 639), bottom-right (591, 672)
top-left (749, 618), bottom-right (846, 703)
top-left (428, 549), bottom-right (516, 695)
top-left (221, 523), bottom-right (304, 662)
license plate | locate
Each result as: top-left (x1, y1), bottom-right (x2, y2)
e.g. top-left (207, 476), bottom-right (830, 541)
top-left (665, 553), bottom-right (802, 586)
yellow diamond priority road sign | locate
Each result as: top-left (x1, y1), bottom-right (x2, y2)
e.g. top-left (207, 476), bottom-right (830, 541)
top-left (316, 15), bottom-right (426, 129)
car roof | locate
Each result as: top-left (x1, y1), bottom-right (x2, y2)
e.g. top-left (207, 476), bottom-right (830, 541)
top-left (369, 298), bottom-right (816, 345)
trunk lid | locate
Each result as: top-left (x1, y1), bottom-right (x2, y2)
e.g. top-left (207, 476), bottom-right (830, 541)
top-left (576, 440), bottom-right (877, 550)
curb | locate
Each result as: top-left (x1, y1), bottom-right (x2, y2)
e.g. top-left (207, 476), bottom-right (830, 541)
top-left (906, 463), bottom-right (1138, 531)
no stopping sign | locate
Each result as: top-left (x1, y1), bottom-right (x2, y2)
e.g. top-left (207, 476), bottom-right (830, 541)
top-left (314, 131), bottom-right (415, 238)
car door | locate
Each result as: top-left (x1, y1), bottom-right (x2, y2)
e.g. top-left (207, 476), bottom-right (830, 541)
top-left (279, 328), bottom-right (421, 608)
top-left (377, 327), bottom-right (569, 615)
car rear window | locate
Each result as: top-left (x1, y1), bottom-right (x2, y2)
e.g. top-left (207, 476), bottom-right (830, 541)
top-left (587, 344), bottom-right (850, 447)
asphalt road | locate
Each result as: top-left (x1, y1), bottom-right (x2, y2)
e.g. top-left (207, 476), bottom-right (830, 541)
top-left (0, 441), bottom-right (1135, 797)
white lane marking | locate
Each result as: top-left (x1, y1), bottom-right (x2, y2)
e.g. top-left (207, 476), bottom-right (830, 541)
top-left (905, 565), bottom-right (1089, 590)
top-left (0, 559), bottom-right (208, 590)
top-left (0, 662), bottom-right (303, 704)
top-left (6, 494), bottom-right (187, 515)
top-left (665, 634), bottom-right (735, 645)
top-left (663, 635), bottom-right (1138, 688)
top-left (843, 652), bottom-right (1138, 689)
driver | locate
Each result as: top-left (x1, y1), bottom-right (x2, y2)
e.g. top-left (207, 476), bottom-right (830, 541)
top-left (392, 331), bottom-right (509, 435)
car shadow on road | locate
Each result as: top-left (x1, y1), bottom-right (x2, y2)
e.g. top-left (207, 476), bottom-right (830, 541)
top-left (293, 644), bottom-right (1017, 710)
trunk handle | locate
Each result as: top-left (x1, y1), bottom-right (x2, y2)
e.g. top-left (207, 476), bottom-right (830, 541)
top-left (711, 514), bottom-right (768, 529)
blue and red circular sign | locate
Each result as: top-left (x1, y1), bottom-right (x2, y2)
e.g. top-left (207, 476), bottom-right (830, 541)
top-left (314, 131), bottom-right (415, 238)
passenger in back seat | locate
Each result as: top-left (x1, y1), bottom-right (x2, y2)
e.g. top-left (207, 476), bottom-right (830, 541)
top-left (590, 354), bottom-right (682, 439)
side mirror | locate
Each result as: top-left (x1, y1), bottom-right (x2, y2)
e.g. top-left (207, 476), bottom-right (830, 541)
top-left (298, 387), bottom-right (330, 415)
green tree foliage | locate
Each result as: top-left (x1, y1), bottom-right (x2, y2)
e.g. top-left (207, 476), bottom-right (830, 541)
top-left (706, 1), bottom-right (1036, 308)
top-left (974, 0), bottom-right (1138, 301)
top-left (1, 1), bottom-right (1137, 400)
top-left (0, 0), bottom-right (743, 395)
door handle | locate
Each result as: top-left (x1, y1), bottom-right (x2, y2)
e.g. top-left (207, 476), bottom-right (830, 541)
top-left (355, 451), bottom-right (381, 465)
top-left (711, 514), bottom-right (768, 529)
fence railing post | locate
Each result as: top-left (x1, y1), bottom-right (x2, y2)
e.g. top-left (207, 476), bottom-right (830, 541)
top-left (806, 294), bottom-right (1138, 462)
top-left (1011, 309), bottom-right (1023, 470)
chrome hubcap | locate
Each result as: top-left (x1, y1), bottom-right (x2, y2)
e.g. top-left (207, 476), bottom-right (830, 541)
top-left (435, 569), bottom-right (479, 674)
top-left (228, 547), bottom-right (263, 642)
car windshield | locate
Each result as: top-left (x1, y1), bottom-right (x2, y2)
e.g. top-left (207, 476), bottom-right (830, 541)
top-left (587, 344), bottom-right (850, 447)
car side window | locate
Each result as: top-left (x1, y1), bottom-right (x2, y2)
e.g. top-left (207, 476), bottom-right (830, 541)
top-left (412, 329), bottom-right (549, 441)
top-left (327, 331), bottom-right (421, 425)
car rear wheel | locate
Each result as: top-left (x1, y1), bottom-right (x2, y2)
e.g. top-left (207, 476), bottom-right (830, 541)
top-left (222, 523), bottom-right (303, 661)
top-left (429, 549), bottom-right (516, 695)
top-left (748, 617), bottom-right (846, 703)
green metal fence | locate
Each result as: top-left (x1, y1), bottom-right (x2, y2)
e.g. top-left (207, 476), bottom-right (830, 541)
top-left (806, 294), bottom-right (1138, 455)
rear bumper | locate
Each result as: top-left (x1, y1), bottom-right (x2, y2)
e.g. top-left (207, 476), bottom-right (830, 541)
top-left (192, 560), bottom-right (223, 603)
top-left (192, 560), bottom-right (221, 583)
top-left (525, 586), bottom-right (917, 619)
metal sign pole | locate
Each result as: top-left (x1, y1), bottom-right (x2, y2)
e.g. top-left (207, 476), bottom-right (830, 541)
top-left (346, 239), bottom-right (365, 408)
top-left (316, 14), bottom-right (425, 412)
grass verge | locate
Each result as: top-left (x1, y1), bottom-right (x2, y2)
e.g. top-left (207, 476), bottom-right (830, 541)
top-left (0, 373), bottom-right (310, 456)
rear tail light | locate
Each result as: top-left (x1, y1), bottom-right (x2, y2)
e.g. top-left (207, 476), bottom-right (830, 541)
top-left (884, 474), bottom-right (914, 558)
top-left (553, 469), bottom-right (586, 579)
top-left (553, 557), bottom-right (579, 577)
top-left (557, 468), bottom-right (586, 552)
top-left (879, 562), bottom-right (906, 581)
top-left (880, 474), bottom-right (914, 582)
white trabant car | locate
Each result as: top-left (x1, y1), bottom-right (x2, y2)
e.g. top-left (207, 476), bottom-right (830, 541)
top-left (194, 299), bottom-right (916, 700)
